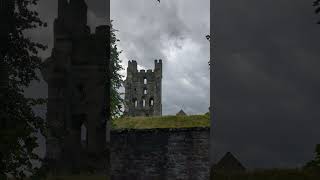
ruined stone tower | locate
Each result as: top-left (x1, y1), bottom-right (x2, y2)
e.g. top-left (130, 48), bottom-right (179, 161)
top-left (124, 60), bottom-right (162, 117)
top-left (41, 0), bottom-right (110, 173)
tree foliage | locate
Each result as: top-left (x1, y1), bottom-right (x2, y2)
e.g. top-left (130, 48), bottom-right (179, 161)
top-left (313, 0), bottom-right (320, 24)
top-left (110, 21), bottom-right (124, 118)
top-left (0, 0), bottom-right (47, 179)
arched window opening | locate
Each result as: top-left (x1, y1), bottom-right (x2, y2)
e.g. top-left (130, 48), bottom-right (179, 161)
top-left (149, 98), bottom-right (154, 107)
top-left (133, 98), bottom-right (138, 108)
top-left (142, 99), bottom-right (146, 107)
top-left (144, 77), bottom-right (147, 84)
top-left (144, 88), bottom-right (147, 95)
top-left (81, 123), bottom-right (87, 148)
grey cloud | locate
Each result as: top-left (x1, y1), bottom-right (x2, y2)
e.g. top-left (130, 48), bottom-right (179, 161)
top-left (112, 0), bottom-right (210, 115)
top-left (211, 0), bottom-right (320, 169)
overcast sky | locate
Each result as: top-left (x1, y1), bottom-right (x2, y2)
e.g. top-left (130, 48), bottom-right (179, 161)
top-left (23, 0), bottom-right (320, 170)
top-left (25, 0), bottom-right (210, 116)
top-left (111, 0), bottom-right (210, 115)
top-left (211, 0), bottom-right (320, 169)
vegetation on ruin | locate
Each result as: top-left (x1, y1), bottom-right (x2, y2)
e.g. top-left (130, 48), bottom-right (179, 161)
top-left (110, 21), bottom-right (124, 118)
top-left (112, 113), bottom-right (210, 129)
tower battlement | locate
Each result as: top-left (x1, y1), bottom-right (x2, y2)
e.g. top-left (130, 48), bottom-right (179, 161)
top-left (127, 60), bottom-right (138, 71)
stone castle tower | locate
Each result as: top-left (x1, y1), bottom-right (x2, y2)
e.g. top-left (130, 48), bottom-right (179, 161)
top-left (41, 0), bottom-right (109, 173)
top-left (124, 60), bottom-right (162, 117)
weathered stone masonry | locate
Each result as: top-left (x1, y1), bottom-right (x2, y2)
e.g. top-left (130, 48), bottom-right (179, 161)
top-left (41, 0), bottom-right (109, 173)
top-left (110, 127), bottom-right (210, 180)
top-left (124, 60), bottom-right (162, 117)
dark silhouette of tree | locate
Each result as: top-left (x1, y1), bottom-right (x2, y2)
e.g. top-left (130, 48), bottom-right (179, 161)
top-left (0, 0), bottom-right (47, 179)
top-left (313, 0), bottom-right (320, 24)
top-left (303, 144), bottom-right (320, 171)
top-left (110, 21), bottom-right (124, 118)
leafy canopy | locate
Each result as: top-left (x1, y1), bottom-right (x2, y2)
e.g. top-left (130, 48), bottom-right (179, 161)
top-left (110, 21), bottom-right (124, 119)
top-left (0, 0), bottom-right (47, 179)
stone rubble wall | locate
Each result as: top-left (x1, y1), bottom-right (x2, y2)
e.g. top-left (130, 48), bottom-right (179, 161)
top-left (110, 127), bottom-right (210, 180)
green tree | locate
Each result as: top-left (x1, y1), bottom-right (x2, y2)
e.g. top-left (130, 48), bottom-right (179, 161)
top-left (0, 0), bottom-right (47, 179)
top-left (110, 21), bottom-right (124, 118)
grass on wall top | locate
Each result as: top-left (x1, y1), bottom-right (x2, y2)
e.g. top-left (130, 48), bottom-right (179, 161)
top-left (112, 114), bottom-right (210, 129)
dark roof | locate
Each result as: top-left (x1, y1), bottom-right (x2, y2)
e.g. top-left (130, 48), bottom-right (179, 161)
top-left (176, 109), bottom-right (187, 116)
top-left (213, 152), bottom-right (246, 172)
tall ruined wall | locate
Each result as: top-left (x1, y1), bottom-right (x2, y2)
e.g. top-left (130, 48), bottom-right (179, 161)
top-left (110, 127), bottom-right (210, 180)
top-left (41, 0), bottom-right (109, 174)
top-left (124, 60), bottom-right (162, 117)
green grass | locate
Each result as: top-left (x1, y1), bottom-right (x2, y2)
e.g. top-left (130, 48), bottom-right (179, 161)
top-left (112, 114), bottom-right (210, 129)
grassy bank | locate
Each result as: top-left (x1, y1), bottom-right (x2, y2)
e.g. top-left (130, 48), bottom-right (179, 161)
top-left (112, 114), bottom-right (210, 129)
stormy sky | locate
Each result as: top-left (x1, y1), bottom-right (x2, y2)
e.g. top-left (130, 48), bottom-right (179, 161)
top-left (23, 0), bottom-right (320, 170)
top-left (211, 0), bottom-right (320, 169)
top-left (111, 0), bottom-right (210, 115)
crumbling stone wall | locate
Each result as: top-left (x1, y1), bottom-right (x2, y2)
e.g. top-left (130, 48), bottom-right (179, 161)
top-left (110, 127), bottom-right (210, 180)
top-left (41, 0), bottom-right (109, 174)
top-left (123, 60), bottom-right (162, 117)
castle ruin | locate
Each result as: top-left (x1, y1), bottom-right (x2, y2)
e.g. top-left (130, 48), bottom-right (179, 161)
top-left (41, 0), bottom-right (110, 173)
top-left (123, 60), bottom-right (162, 117)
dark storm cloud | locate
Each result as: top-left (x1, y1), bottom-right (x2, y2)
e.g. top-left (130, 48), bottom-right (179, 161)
top-left (211, 0), bottom-right (320, 169)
